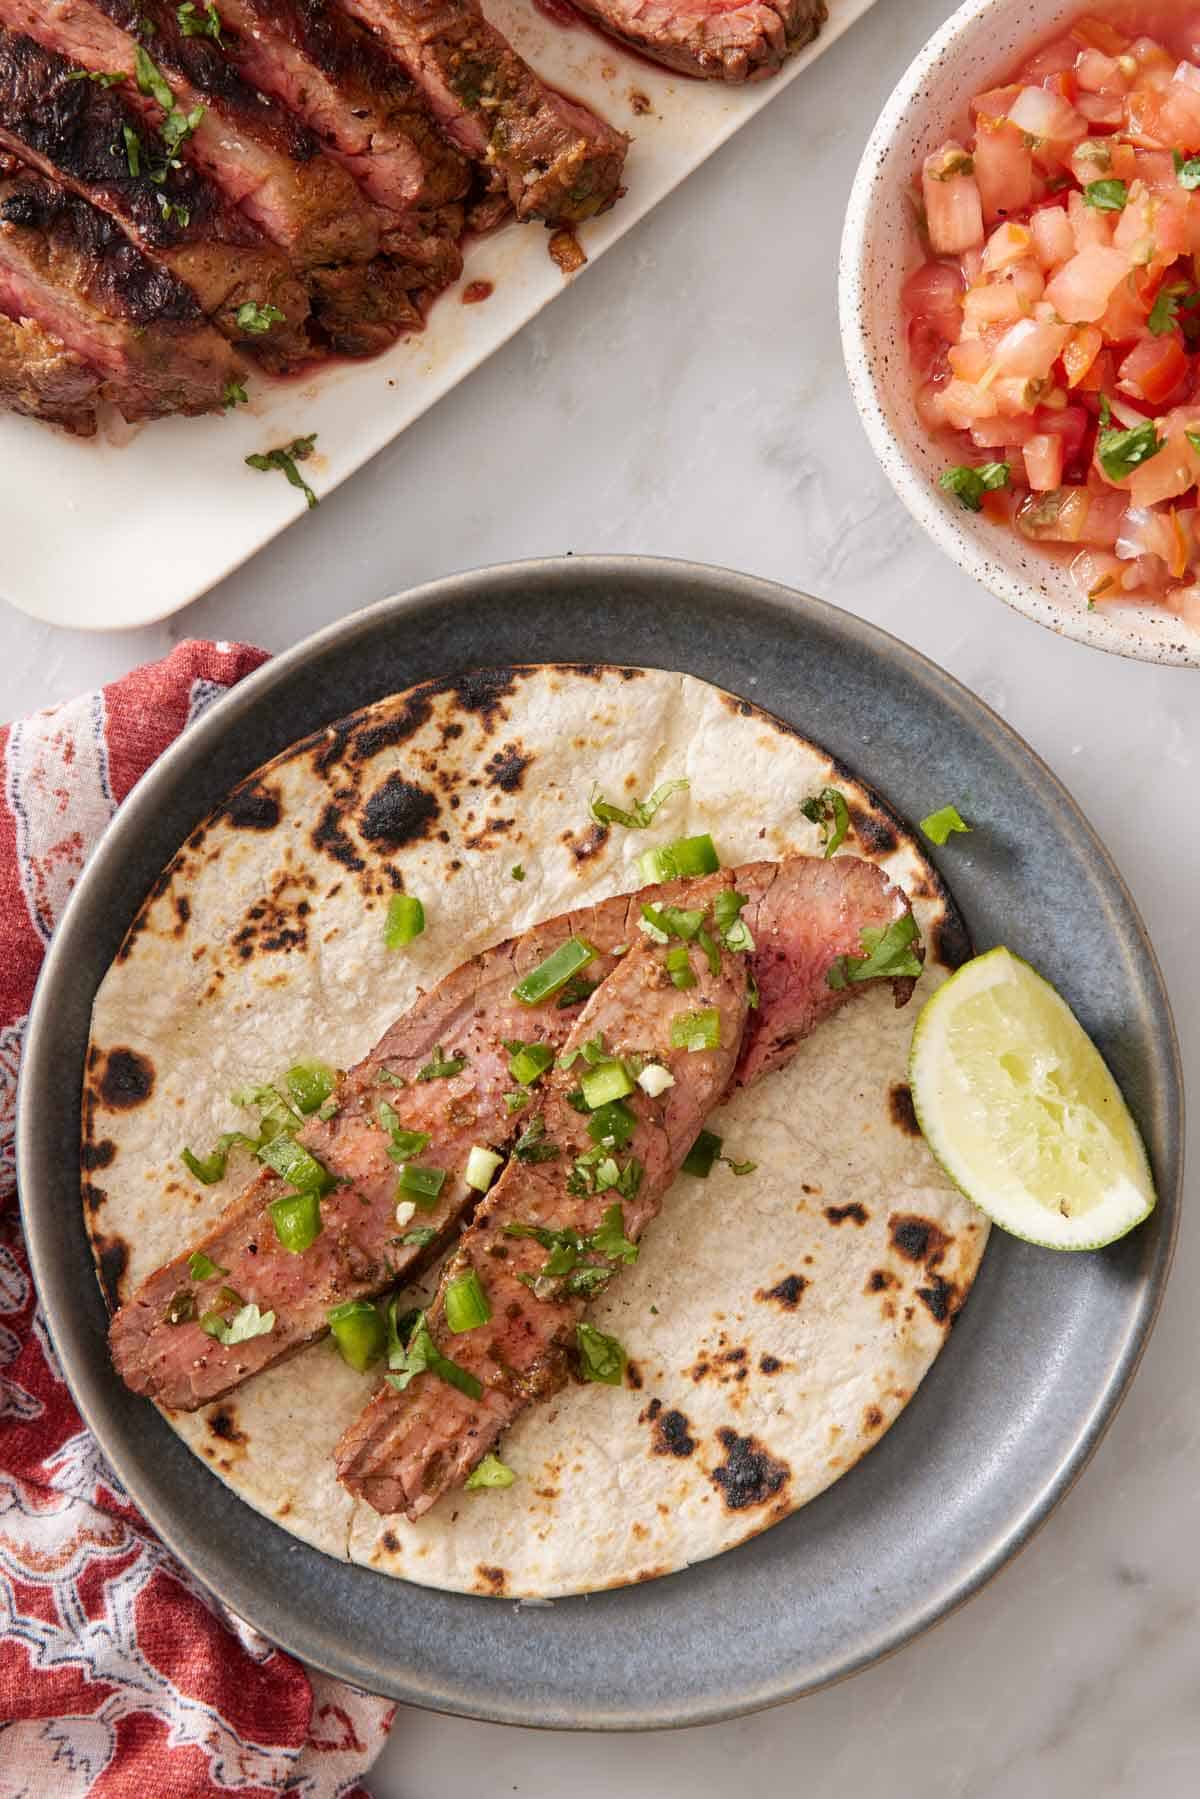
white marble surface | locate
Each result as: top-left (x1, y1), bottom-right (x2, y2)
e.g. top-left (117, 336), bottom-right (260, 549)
top-left (1, 0), bottom-right (1196, 1791)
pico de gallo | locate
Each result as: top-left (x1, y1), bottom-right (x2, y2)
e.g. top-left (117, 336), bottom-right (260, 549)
top-left (904, 5), bottom-right (1200, 627)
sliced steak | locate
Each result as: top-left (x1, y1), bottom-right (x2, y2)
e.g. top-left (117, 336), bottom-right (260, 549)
top-left (0, 26), bottom-right (311, 369)
top-left (568, 0), bottom-right (826, 81)
top-left (335, 882), bottom-right (751, 1519)
top-left (108, 855), bottom-right (912, 1411)
top-left (0, 0), bottom-right (375, 266)
top-left (0, 163), bottom-right (235, 419)
top-left (333, 0), bottom-right (628, 225)
top-left (0, 309), bottom-right (101, 432)
top-left (215, 0), bottom-right (472, 218)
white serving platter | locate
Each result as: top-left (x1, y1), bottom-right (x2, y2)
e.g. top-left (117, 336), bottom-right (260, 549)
top-left (0, 0), bottom-right (876, 631)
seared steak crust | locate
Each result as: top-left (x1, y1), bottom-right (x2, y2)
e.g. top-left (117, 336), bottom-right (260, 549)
top-left (334, 0), bottom-right (628, 225)
top-left (0, 162), bottom-right (234, 418)
top-left (569, 0), bottom-right (826, 81)
top-left (109, 856), bottom-right (912, 1413)
top-left (0, 309), bottom-right (101, 431)
top-left (0, 27), bottom-right (311, 367)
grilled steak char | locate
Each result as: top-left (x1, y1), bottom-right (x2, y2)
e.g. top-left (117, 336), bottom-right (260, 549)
top-left (336, 875), bottom-right (751, 1519)
top-left (0, 310), bottom-right (101, 432)
top-left (2, 0), bottom-right (431, 354)
top-left (108, 856), bottom-right (913, 1412)
top-left (334, 0), bottom-right (628, 225)
top-left (0, 162), bottom-right (235, 419)
top-left (568, 0), bottom-right (826, 82)
top-left (0, 27), bottom-right (311, 369)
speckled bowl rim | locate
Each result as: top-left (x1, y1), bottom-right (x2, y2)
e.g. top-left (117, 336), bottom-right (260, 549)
top-left (838, 0), bottom-right (1200, 669)
top-left (17, 556), bottom-right (1183, 1727)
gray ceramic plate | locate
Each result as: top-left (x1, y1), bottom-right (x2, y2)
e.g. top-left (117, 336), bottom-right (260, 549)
top-left (18, 557), bottom-right (1182, 1728)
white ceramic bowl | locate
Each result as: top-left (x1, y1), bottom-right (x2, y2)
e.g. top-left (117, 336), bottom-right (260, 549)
top-left (839, 0), bottom-right (1200, 668)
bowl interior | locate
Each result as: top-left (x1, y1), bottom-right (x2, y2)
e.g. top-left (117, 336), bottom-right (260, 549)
top-left (840, 0), bottom-right (1200, 668)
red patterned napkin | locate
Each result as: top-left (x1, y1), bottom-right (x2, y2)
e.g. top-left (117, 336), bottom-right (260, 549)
top-left (0, 644), bottom-right (394, 1796)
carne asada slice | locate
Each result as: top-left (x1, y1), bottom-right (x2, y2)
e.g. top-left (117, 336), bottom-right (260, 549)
top-left (0, 27), bottom-right (311, 369)
top-left (0, 163), bottom-right (236, 420)
top-left (0, 308), bottom-right (101, 432)
top-left (215, 0), bottom-right (472, 219)
top-left (333, 0), bottom-right (628, 226)
top-left (0, 0), bottom-right (377, 268)
top-left (109, 855), bottom-right (913, 1411)
top-left (334, 883), bottom-right (751, 1519)
top-left (568, 0), bottom-right (826, 82)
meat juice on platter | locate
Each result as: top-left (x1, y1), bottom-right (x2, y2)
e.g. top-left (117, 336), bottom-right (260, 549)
top-left (0, 0), bottom-right (826, 438)
top-left (903, 3), bottom-right (1200, 627)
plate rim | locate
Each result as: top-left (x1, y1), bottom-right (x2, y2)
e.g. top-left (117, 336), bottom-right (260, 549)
top-left (16, 554), bottom-right (1183, 1726)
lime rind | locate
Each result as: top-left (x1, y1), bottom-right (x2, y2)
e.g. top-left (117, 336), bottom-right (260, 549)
top-left (908, 946), bottom-right (1156, 1251)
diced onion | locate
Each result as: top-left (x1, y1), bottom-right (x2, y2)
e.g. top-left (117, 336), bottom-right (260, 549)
top-left (637, 1063), bottom-right (676, 1098)
top-left (465, 1146), bottom-right (503, 1192)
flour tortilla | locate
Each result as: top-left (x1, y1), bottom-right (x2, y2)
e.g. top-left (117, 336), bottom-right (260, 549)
top-left (82, 665), bottom-right (987, 1599)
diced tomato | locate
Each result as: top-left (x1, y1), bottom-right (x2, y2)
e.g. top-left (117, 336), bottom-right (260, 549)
top-left (1077, 345), bottom-right (1116, 392)
top-left (1024, 432), bottom-right (1065, 489)
top-left (1118, 334), bottom-right (1189, 405)
top-left (973, 123), bottom-right (1035, 225)
top-left (1034, 401), bottom-right (1092, 480)
top-left (902, 260), bottom-right (964, 339)
top-left (1062, 323), bottom-right (1103, 386)
top-left (1030, 203), bottom-right (1075, 269)
top-left (922, 144), bottom-right (985, 254)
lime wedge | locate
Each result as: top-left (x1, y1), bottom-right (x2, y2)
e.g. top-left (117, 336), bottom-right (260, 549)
top-left (909, 947), bottom-right (1155, 1250)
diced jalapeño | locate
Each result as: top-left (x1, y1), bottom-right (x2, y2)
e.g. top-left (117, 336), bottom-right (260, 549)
top-left (512, 937), bottom-right (597, 1006)
top-left (269, 1188), bottom-right (322, 1253)
top-left (328, 1299), bottom-right (386, 1372)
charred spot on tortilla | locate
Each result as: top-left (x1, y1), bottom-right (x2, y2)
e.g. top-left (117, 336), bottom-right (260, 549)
top-left (824, 1202), bottom-right (869, 1227)
top-left (311, 802), bottom-right (366, 873)
top-left (171, 896), bottom-right (192, 939)
top-left (759, 1354), bottom-right (783, 1375)
top-left (651, 1409), bottom-right (696, 1458)
top-left (82, 1182), bottom-right (108, 1214)
top-left (863, 1405), bottom-right (885, 1432)
top-left (96, 1237), bottom-right (129, 1314)
top-left (360, 774), bottom-right (439, 849)
top-left (710, 1429), bottom-right (789, 1511)
top-left (889, 1082), bottom-right (921, 1137)
top-left (381, 1529), bottom-right (400, 1552)
top-left (97, 1048), bottom-right (155, 1111)
top-left (81, 1138), bottom-right (116, 1172)
top-left (207, 1405), bottom-right (246, 1446)
top-left (625, 1359), bottom-right (644, 1390)
top-left (224, 783), bottom-right (282, 831)
top-left (475, 1563), bottom-right (508, 1594)
top-left (889, 1214), bottom-right (951, 1268)
top-left (756, 1273), bottom-right (808, 1310)
top-left (867, 1268), bottom-right (900, 1294)
top-left (846, 802), bottom-right (899, 857)
top-left (484, 743), bottom-right (533, 792)
top-left (918, 1275), bottom-right (961, 1326)
top-left (561, 822), bottom-right (608, 864)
